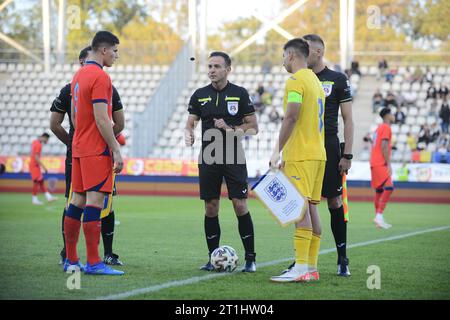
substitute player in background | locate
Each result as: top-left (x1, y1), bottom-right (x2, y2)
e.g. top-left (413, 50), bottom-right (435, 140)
top-left (370, 107), bottom-right (395, 229)
top-left (63, 31), bottom-right (123, 275)
top-left (185, 51), bottom-right (259, 272)
top-left (50, 46), bottom-right (125, 266)
top-left (269, 38), bottom-right (326, 282)
top-left (303, 34), bottom-right (354, 276)
top-left (29, 133), bottom-right (57, 205)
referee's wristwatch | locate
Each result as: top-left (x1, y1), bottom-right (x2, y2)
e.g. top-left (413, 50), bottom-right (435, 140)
top-left (342, 154), bottom-right (353, 160)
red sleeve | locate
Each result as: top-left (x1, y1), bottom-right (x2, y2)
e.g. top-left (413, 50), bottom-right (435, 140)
top-left (379, 125), bottom-right (390, 141)
top-left (91, 72), bottom-right (111, 105)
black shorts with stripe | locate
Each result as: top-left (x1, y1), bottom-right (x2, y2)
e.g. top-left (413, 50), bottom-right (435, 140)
top-left (321, 135), bottom-right (343, 199)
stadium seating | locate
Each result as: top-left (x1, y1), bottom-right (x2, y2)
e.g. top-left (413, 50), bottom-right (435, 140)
top-left (368, 65), bottom-right (450, 163)
top-left (0, 63), bottom-right (168, 157)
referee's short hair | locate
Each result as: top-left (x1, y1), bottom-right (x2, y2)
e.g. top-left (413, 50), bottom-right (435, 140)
top-left (209, 51), bottom-right (231, 67)
top-left (92, 31), bottom-right (120, 52)
top-left (283, 38), bottom-right (309, 59)
top-left (303, 34), bottom-right (325, 49)
top-left (79, 46), bottom-right (92, 60)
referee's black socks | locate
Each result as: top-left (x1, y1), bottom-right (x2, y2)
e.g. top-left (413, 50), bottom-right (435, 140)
top-left (101, 210), bottom-right (115, 257)
top-left (329, 206), bottom-right (347, 262)
top-left (237, 212), bottom-right (255, 262)
top-left (204, 215), bottom-right (221, 254)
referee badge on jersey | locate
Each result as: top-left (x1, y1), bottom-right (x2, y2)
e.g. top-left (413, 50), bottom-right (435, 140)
top-left (322, 82), bottom-right (333, 97)
top-left (227, 101), bottom-right (239, 116)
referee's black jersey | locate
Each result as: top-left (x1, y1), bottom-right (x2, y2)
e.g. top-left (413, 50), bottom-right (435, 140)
top-left (50, 83), bottom-right (124, 157)
top-left (188, 82), bottom-right (255, 163)
top-left (315, 67), bottom-right (352, 136)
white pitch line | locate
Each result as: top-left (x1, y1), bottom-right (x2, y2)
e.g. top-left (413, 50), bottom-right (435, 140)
top-left (95, 225), bottom-right (450, 300)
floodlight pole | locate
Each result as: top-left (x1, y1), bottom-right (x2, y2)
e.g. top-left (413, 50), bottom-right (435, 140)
top-left (198, 0), bottom-right (207, 67)
top-left (188, 0), bottom-right (197, 53)
top-left (42, 0), bottom-right (51, 73)
top-left (57, 0), bottom-right (66, 65)
top-left (340, 0), bottom-right (355, 71)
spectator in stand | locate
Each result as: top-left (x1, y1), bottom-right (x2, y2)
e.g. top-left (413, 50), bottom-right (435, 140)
top-left (351, 60), bottom-right (361, 76)
top-left (363, 132), bottom-right (372, 151)
top-left (385, 67), bottom-right (396, 83)
top-left (372, 89), bottom-right (384, 113)
top-left (437, 134), bottom-right (449, 153)
top-left (430, 123), bottom-right (441, 142)
top-left (257, 82), bottom-right (265, 97)
top-left (406, 132), bottom-right (417, 151)
top-left (438, 83), bottom-right (449, 99)
top-left (384, 92), bottom-right (398, 107)
top-left (426, 82), bottom-right (438, 100)
top-left (395, 108), bottom-right (406, 125)
top-left (439, 96), bottom-right (450, 133)
top-left (424, 66), bottom-right (433, 83)
top-left (251, 92), bottom-right (264, 115)
top-left (377, 58), bottom-right (388, 80)
top-left (266, 81), bottom-right (276, 98)
top-left (418, 125), bottom-right (431, 146)
top-left (344, 68), bottom-right (352, 79)
top-left (268, 106), bottom-right (280, 123)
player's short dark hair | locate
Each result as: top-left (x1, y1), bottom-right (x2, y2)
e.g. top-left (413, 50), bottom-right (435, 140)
top-left (91, 31), bottom-right (120, 51)
top-left (79, 46), bottom-right (92, 60)
top-left (42, 132), bottom-right (50, 138)
top-left (283, 38), bottom-right (309, 59)
top-left (303, 34), bottom-right (325, 49)
top-left (209, 51), bottom-right (231, 67)
top-left (0, 163), bottom-right (5, 175)
top-left (379, 107), bottom-right (391, 119)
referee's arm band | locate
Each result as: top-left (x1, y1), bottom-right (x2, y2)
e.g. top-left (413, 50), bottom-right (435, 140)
top-left (287, 91), bottom-right (303, 104)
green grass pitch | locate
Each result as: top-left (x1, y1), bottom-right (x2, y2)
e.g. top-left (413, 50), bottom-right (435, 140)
top-left (0, 192), bottom-right (449, 300)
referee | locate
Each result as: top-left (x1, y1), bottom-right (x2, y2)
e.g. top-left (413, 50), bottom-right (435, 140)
top-left (185, 51), bottom-right (259, 272)
top-left (50, 46), bottom-right (125, 266)
top-left (303, 34), bottom-right (354, 276)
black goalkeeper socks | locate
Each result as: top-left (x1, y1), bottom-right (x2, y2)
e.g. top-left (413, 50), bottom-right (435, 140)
top-left (204, 215), bottom-right (221, 254)
top-left (101, 210), bottom-right (115, 256)
top-left (237, 212), bottom-right (255, 261)
top-left (330, 206), bottom-right (347, 261)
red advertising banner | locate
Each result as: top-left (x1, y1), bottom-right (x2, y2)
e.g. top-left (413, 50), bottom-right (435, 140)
top-left (0, 156), bottom-right (199, 176)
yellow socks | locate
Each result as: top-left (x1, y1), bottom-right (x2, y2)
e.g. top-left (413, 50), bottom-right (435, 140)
top-left (308, 233), bottom-right (321, 271)
top-left (294, 228), bottom-right (312, 266)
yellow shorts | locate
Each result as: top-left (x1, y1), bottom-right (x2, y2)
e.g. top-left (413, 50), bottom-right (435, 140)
top-left (66, 173), bottom-right (115, 219)
top-left (283, 160), bottom-right (325, 204)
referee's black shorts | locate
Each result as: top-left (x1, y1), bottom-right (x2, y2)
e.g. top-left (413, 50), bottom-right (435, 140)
top-left (321, 135), bottom-right (343, 199)
top-left (198, 163), bottom-right (249, 200)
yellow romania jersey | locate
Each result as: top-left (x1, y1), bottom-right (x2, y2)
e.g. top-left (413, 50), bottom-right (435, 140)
top-left (282, 68), bottom-right (326, 162)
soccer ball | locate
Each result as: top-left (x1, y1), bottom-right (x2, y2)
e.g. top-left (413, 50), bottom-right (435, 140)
top-left (210, 245), bottom-right (239, 272)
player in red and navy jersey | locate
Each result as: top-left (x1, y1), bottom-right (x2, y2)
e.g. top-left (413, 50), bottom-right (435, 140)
top-left (63, 31), bottom-right (124, 275)
top-left (50, 46), bottom-right (125, 266)
top-left (29, 133), bottom-right (57, 205)
top-left (370, 108), bottom-right (395, 229)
